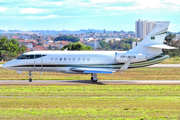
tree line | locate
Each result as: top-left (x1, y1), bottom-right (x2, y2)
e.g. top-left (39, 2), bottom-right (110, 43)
top-left (0, 37), bottom-right (27, 61)
top-left (54, 35), bottom-right (80, 42)
top-left (99, 33), bottom-right (179, 57)
top-left (99, 38), bottom-right (136, 51)
top-left (163, 33), bottom-right (179, 57)
top-left (61, 43), bottom-right (92, 51)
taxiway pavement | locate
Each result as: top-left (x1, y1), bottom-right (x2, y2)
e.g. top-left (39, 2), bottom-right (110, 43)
top-left (148, 64), bottom-right (180, 68)
top-left (0, 80), bottom-right (180, 85)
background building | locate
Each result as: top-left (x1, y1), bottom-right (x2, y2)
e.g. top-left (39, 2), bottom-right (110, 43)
top-left (135, 19), bottom-right (156, 39)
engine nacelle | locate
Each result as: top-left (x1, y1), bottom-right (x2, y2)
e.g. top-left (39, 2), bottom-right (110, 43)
top-left (115, 52), bottom-right (147, 63)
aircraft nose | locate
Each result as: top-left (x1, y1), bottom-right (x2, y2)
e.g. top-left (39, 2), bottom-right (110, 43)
top-left (2, 61), bottom-right (16, 70)
top-left (2, 63), bottom-right (10, 69)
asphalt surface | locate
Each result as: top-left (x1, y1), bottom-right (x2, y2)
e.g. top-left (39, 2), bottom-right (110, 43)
top-left (148, 64), bottom-right (180, 68)
top-left (0, 80), bottom-right (180, 85)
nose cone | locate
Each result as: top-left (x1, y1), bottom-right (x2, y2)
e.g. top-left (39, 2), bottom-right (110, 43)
top-left (2, 62), bottom-right (10, 69)
top-left (2, 60), bottom-right (16, 70)
top-left (2, 63), bottom-right (6, 69)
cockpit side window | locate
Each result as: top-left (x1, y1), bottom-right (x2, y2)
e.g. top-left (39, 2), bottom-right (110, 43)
top-left (17, 55), bottom-right (26, 59)
top-left (18, 55), bottom-right (33, 59)
top-left (30, 55), bottom-right (34, 59)
top-left (25, 55), bottom-right (30, 59)
top-left (18, 54), bottom-right (46, 59)
top-left (35, 54), bottom-right (41, 59)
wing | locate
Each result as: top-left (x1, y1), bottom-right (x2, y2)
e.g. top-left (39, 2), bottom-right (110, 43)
top-left (70, 68), bottom-right (116, 74)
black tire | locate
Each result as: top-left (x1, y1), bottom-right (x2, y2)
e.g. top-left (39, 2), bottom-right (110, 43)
top-left (91, 77), bottom-right (98, 82)
top-left (29, 78), bottom-right (32, 82)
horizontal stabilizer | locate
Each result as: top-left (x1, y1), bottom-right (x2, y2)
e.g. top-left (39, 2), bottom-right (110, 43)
top-left (144, 44), bottom-right (177, 49)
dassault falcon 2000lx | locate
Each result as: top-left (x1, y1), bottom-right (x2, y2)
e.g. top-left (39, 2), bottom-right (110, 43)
top-left (2, 21), bottom-right (177, 82)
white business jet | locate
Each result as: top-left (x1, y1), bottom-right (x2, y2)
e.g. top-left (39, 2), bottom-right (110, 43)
top-left (2, 21), bottom-right (176, 82)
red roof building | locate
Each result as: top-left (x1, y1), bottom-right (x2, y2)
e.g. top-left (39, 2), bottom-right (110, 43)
top-left (26, 39), bottom-right (38, 44)
top-left (12, 36), bottom-right (19, 39)
top-left (61, 41), bottom-right (69, 45)
top-left (43, 43), bottom-right (50, 48)
top-left (33, 45), bottom-right (45, 51)
top-left (19, 40), bottom-right (25, 43)
top-left (32, 43), bottom-right (37, 47)
top-left (25, 48), bottom-right (32, 52)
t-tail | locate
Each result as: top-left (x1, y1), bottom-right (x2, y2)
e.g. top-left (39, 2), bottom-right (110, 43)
top-left (129, 21), bottom-right (177, 58)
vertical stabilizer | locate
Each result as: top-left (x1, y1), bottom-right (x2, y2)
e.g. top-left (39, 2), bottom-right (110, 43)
top-left (129, 21), bottom-right (170, 56)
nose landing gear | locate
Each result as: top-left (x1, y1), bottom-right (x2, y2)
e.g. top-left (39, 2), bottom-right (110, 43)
top-left (28, 71), bottom-right (32, 82)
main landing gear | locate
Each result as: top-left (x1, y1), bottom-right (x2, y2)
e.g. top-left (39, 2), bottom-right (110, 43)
top-left (28, 71), bottom-right (32, 82)
top-left (91, 73), bottom-right (98, 82)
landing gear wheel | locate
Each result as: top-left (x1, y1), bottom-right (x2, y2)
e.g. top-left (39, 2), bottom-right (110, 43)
top-left (29, 78), bottom-right (32, 82)
top-left (91, 77), bottom-right (98, 82)
top-left (28, 71), bottom-right (32, 82)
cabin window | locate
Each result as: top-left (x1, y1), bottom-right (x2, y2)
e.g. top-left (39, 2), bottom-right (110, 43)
top-left (59, 58), bottom-right (62, 61)
top-left (51, 58), bottom-right (53, 61)
top-left (73, 58), bottom-right (75, 61)
top-left (78, 58), bottom-right (80, 61)
top-left (68, 58), bottom-right (71, 61)
top-left (87, 58), bottom-right (90, 61)
top-left (83, 58), bottom-right (85, 61)
top-left (55, 58), bottom-right (58, 61)
top-left (64, 58), bottom-right (66, 61)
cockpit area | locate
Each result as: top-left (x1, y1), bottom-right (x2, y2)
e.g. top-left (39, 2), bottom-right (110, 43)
top-left (17, 54), bottom-right (46, 59)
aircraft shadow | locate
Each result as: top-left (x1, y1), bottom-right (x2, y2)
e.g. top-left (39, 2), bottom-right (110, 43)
top-left (62, 80), bottom-right (106, 85)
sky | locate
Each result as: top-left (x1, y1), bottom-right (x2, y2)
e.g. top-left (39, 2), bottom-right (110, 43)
top-left (0, 0), bottom-right (180, 32)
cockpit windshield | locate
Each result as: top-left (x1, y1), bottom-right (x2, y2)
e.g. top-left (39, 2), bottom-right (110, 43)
top-left (17, 54), bottom-right (46, 59)
top-left (17, 55), bottom-right (34, 59)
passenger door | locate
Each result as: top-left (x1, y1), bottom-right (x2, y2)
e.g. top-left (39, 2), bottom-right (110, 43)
top-left (34, 54), bottom-right (42, 70)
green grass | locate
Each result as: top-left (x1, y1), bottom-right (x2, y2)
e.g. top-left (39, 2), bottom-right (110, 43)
top-left (0, 61), bottom-right (6, 64)
top-left (0, 85), bottom-right (180, 119)
top-left (0, 85), bottom-right (180, 96)
top-left (161, 57), bottom-right (180, 64)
